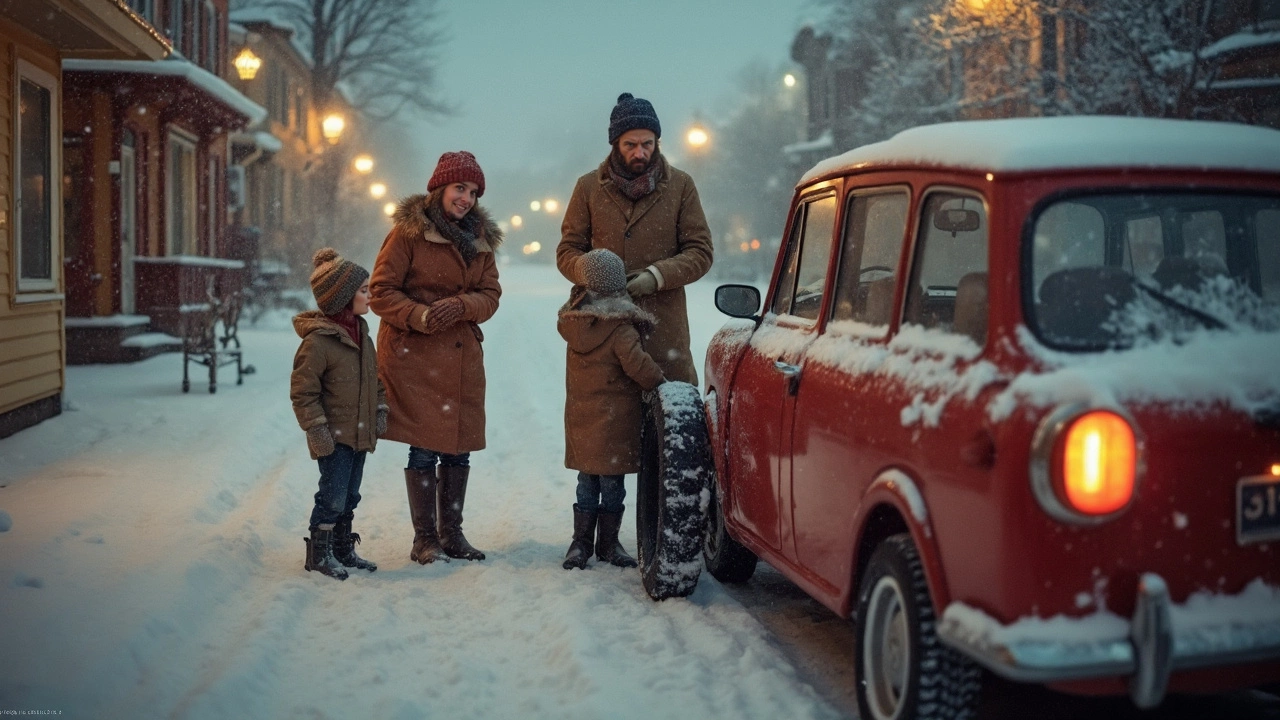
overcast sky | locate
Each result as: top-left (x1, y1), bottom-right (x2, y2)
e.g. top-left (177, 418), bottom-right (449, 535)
top-left (394, 1), bottom-right (820, 191)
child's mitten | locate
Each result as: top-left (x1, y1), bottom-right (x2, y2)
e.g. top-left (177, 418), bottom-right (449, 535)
top-left (376, 406), bottom-right (389, 437)
top-left (307, 424), bottom-right (336, 457)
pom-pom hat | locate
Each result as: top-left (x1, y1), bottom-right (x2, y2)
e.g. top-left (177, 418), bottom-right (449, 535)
top-left (608, 93), bottom-right (661, 145)
top-left (427, 150), bottom-right (486, 197)
top-left (310, 248), bottom-right (369, 315)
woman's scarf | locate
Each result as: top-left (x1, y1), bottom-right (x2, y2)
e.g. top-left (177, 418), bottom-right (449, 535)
top-left (426, 195), bottom-right (481, 264)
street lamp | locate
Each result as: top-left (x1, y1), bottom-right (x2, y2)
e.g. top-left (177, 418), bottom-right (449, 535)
top-left (783, 73), bottom-right (797, 88)
top-left (543, 199), bottom-right (559, 213)
top-left (383, 202), bottom-right (396, 217)
top-left (352, 154), bottom-right (374, 174)
top-left (322, 113), bottom-right (345, 144)
top-left (511, 215), bottom-right (524, 228)
top-left (686, 124), bottom-right (710, 151)
top-left (369, 182), bottom-right (387, 199)
top-left (530, 200), bottom-right (541, 212)
top-left (233, 47), bottom-right (262, 80)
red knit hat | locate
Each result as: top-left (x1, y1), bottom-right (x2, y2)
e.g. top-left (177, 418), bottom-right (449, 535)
top-left (427, 151), bottom-right (485, 197)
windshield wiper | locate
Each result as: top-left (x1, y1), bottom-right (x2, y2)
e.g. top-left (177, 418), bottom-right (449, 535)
top-left (1130, 278), bottom-right (1228, 331)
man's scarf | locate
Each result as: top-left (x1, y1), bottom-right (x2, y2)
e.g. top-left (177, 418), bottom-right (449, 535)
top-left (608, 151), bottom-right (662, 201)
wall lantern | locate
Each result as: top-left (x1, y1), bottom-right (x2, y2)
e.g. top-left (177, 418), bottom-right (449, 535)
top-left (233, 47), bottom-right (262, 80)
top-left (322, 113), bottom-right (345, 144)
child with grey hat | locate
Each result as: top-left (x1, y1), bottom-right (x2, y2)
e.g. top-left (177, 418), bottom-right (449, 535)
top-left (291, 248), bottom-right (387, 580)
top-left (557, 249), bottom-right (666, 570)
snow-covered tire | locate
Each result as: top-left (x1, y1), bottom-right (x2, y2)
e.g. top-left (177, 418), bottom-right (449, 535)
top-left (702, 476), bottom-right (757, 583)
top-left (636, 381), bottom-right (710, 601)
top-left (856, 533), bottom-right (982, 720)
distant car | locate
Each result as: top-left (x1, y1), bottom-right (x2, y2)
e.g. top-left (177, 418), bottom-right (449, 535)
top-left (699, 116), bottom-right (1280, 719)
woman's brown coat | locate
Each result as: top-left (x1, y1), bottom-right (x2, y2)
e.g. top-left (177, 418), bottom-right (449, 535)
top-left (291, 312), bottom-right (386, 459)
top-left (370, 194), bottom-right (502, 455)
top-left (559, 289), bottom-right (665, 475)
top-left (557, 153), bottom-right (713, 385)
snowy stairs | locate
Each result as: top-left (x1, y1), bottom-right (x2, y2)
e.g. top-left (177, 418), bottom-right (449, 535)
top-left (65, 314), bottom-right (182, 364)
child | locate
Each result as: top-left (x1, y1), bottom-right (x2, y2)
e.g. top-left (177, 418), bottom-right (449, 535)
top-left (291, 248), bottom-right (387, 580)
top-left (557, 249), bottom-right (665, 570)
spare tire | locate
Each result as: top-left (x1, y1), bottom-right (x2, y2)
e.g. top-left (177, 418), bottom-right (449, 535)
top-left (636, 381), bottom-right (711, 601)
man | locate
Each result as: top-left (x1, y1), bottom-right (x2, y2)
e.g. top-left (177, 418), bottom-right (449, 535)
top-left (557, 92), bottom-right (714, 385)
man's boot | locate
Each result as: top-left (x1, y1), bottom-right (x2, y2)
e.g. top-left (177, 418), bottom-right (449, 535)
top-left (437, 465), bottom-right (486, 560)
top-left (304, 525), bottom-right (349, 580)
top-left (562, 504), bottom-right (597, 570)
top-left (595, 506), bottom-right (638, 568)
top-left (405, 468), bottom-right (448, 564)
top-left (332, 512), bottom-right (377, 572)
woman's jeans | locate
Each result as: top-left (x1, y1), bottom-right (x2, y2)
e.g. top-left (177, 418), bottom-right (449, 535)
top-left (309, 443), bottom-right (366, 530)
top-left (576, 472), bottom-right (625, 514)
top-left (407, 445), bottom-right (470, 470)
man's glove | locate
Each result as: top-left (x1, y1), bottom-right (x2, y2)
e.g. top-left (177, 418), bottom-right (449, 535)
top-left (307, 424), bottom-right (336, 457)
top-left (626, 270), bottom-right (658, 299)
top-left (422, 296), bottom-right (465, 334)
top-left (376, 406), bottom-right (388, 437)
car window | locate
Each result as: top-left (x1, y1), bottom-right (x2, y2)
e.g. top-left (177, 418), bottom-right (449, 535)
top-left (903, 190), bottom-right (989, 344)
top-left (1124, 216), bottom-right (1164, 281)
top-left (1032, 202), bottom-right (1106, 297)
top-left (1259, 209), bottom-right (1280, 301)
top-left (772, 193), bottom-right (837, 321)
top-left (771, 206), bottom-right (803, 315)
top-left (831, 189), bottom-right (909, 328)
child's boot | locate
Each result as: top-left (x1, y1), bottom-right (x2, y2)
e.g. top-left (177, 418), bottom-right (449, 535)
top-left (333, 512), bottom-right (377, 572)
top-left (405, 468), bottom-right (448, 563)
top-left (304, 525), bottom-right (349, 580)
top-left (562, 504), bottom-right (597, 570)
top-left (595, 506), bottom-right (638, 568)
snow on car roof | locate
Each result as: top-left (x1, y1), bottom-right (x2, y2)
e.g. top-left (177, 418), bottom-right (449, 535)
top-left (800, 116), bottom-right (1280, 184)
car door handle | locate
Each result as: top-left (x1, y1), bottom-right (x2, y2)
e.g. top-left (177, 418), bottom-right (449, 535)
top-left (773, 360), bottom-right (800, 378)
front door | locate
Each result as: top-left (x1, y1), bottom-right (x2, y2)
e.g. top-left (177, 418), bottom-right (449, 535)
top-left (119, 133), bottom-right (137, 314)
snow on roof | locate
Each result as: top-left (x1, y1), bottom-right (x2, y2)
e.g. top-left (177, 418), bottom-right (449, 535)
top-left (1201, 28), bottom-right (1280, 59)
top-left (62, 56), bottom-right (267, 126)
top-left (800, 116), bottom-right (1280, 184)
top-left (231, 131), bottom-right (283, 153)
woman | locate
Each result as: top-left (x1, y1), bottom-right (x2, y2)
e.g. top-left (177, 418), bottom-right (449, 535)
top-left (370, 151), bottom-right (502, 564)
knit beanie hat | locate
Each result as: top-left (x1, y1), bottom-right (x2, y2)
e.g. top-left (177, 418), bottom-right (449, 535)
top-left (310, 248), bottom-right (369, 315)
top-left (427, 150), bottom-right (486, 197)
top-left (580, 249), bottom-right (627, 296)
top-left (608, 93), bottom-right (661, 145)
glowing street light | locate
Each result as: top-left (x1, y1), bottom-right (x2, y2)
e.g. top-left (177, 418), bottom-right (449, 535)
top-left (383, 202), bottom-right (396, 216)
top-left (963, 0), bottom-right (990, 11)
top-left (530, 200), bottom-right (541, 212)
top-left (511, 215), bottom-right (524, 228)
top-left (686, 125), bottom-right (709, 150)
top-left (369, 182), bottom-right (387, 199)
top-left (543, 199), bottom-right (559, 213)
top-left (233, 47), bottom-right (262, 80)
top-left (783, 73), bottom-right (797, 88)
top-left (322, 113), bottom-right (345, 144)
top-left (352, 154), bottom-right (374, 174)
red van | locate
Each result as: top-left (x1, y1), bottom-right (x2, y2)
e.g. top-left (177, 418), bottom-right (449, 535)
top-left (700, 116), bottom-right (1280, 719)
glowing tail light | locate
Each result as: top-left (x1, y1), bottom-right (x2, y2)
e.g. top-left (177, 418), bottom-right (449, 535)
top-left (1060, 411), bottom-right (1136, 515)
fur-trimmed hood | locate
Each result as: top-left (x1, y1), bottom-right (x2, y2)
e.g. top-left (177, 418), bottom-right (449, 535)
top-left (292, 310), bottom-right (367, 348)
top-left (392, 191), bottom-right (505, 253)
top-left (557, 287), bottom-right (656, 354)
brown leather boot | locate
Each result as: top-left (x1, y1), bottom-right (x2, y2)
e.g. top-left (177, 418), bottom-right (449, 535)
top-left (437, 465), bottom-right (485, 560)
top-left (596, 506), bottom-right (637, 568)
top-left (405, 468), bottom-right (448, 564)
top-left (562, 504), bottom-right (597, 570)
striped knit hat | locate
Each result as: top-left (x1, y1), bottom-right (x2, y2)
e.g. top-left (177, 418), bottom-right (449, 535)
top-left (310, 248), bottom-right (369, 315)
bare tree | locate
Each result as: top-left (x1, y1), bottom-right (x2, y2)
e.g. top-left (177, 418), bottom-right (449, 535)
top-left (231, 0), bottom-right (450, 121)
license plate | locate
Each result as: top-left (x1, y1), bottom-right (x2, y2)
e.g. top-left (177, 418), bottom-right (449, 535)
top-left (1237, 475), bottom-right (1280, 545)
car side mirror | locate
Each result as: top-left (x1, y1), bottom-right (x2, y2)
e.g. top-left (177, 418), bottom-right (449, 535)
top-left (715, 284), bottom-right (761, 319)
top-left (934, 207), bottom-right (981, 235)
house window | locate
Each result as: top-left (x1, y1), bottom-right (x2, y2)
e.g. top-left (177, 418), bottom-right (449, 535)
top-left (167, 0), bottom-right (186, 54)
top-left (204, 3), bottom-right (219, 73)
top-left (206, 155), bottom-right (220, 255)
top-left (129, 0), bottom-right (155, 23)
top-left (166, 129), bottom-right (198, 255)
top-left (191, 3), bottom-right (202, 69)
top-left (15, 60), bottom-right (59, 293)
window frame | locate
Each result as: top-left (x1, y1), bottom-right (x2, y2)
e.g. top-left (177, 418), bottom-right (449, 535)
top-left (829, 184), bottom-right (912, 333)
top-left (13, 58), bottom-right (61, 295)
top-left (901, 185), bottom-right (991, 336)
top-left (770, 188), bottom-right (839, 325)
top-left (165, 127), bottom-right (199, 256)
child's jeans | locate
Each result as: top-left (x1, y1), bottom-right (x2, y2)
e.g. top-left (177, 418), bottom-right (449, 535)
top-left (309, 443), bottom-right (366, 530)
top-left (576, 472), bottom-right (625, 514)
top-left (407, 446), bottom-right (470, 470)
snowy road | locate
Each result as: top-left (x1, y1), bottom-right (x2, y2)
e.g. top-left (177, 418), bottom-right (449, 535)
top-left (1, 265), bottom-right (1277, 719)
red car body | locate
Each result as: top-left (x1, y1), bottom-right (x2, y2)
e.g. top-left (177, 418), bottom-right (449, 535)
top-left (702, 117), bottom-right (1280, 711)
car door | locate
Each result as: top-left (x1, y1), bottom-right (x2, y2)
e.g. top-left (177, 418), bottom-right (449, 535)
top-left (788, 186), bottom-right (912, 589)
top-left (727, 189), bottom-right (839, 553)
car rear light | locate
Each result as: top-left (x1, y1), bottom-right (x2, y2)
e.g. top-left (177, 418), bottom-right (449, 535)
top-left (1061, 411), bottom-right (1136, 515)
top-left (1031, 404), bottom-right (1145, 524)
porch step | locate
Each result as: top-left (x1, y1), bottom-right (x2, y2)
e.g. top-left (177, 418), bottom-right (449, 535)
top-left (66, 315), bottom-right (181, 364)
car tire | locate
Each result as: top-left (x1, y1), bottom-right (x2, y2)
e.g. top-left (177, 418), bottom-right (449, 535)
top-left (636, 381), bottom-right (710, 601)
top-left (702, 477), bottom-right (758, 583)
top-left (855, 533), bottom-right (982, 720)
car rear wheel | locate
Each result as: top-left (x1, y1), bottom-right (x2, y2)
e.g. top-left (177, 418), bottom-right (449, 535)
top-left (702, 479), bottom-right (758, 583)
top-left (637, 381), bottom-right (710, 601)
top-left (856, 533), bottom-right (982, 720)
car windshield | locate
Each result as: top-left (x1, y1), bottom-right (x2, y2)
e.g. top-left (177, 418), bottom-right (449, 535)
top-left (1028, 192), bottom-right (1280, 350)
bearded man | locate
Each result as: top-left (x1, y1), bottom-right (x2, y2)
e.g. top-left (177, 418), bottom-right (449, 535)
top-left (557, 92), bottom-right (714, 385)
